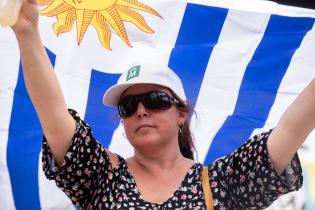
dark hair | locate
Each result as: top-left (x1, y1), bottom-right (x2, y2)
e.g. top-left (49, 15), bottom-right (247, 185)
top-left (177, 102), bottom-right (196, 160)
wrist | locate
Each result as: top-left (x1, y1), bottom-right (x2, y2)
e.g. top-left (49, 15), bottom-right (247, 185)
top-left (15, 25), bottom-right (41, 43)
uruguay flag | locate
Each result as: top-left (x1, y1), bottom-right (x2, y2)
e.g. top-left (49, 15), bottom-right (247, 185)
top-left (1, 0), bottom-right (315, 209)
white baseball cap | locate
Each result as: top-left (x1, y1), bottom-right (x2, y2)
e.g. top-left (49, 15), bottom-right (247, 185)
top-left (103, 63), bottom-right (187, 107)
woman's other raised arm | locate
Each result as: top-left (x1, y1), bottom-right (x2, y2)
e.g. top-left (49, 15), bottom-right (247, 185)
top-left (267, 79), bottom-right (315, 174)
top-left (12, 0), bottom-right (76, 166)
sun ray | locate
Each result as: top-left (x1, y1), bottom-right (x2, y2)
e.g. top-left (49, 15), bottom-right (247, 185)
top-left (37, 0), bottom-right (53, 7)
top-left (91, 12), bottom-right (112, 50)
top-left (75, 9), bottom-right (95, 45)
top-left (117, 0), bottom-right (162, 18)
top-left (39, 0), bottom-right (162, 50)
top-left (116, 5), bottom-right (153, 33)
top-left (99, 6), bottom-right (131, 47)
top-left (53, 9), bottom-right (76, 36)
top-left (40, 1), bottom-right (72, 17)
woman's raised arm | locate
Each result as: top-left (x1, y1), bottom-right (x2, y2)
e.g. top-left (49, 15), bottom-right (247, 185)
top-left (12, 0), bottom-right (76, 166)
top-left (267, 79), bottom-right (315, 174)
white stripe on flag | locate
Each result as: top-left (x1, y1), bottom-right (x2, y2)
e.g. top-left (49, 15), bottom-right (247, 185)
top-left (193, 0), bottom-right (315, 18)
top-left (255, 22), bottom-right (315, 161)
top-left (0, 28), bottom-right (21, 210)
top-left (191, 9), bottom-right (270, 163)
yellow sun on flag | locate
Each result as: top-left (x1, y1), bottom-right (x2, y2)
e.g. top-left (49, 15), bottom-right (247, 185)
top-left (37, 0), bottom-right (162, 50)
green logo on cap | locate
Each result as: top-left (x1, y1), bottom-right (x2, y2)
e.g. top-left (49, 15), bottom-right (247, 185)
top-left (126, 65), bottom-right (141, 81)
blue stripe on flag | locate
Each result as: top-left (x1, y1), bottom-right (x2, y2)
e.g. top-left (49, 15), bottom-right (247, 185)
top-left (204, 15), bottom-right (314, 164)
top-left (84, 70), bottom-right (120, 147)
top-left (169, 4), bottom-right (228, 108)
top-left (7, 48), bottom-right (56, 210)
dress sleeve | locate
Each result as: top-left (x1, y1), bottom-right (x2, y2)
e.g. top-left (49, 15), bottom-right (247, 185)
top-left (208, 129), bottom-right (303, 209)
top-left (42, 109), bottom-right (114, 209)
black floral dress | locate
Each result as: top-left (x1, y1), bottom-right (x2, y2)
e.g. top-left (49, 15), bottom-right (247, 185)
top-left (42, 110), bottom-right (303, 210)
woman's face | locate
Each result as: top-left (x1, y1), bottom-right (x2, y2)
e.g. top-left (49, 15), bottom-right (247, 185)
top-left (120, 84), bottom-right (187, 153)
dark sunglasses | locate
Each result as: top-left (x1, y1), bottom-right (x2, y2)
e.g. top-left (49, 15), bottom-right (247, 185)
top-left (118, 91), bottom-right (182, 118)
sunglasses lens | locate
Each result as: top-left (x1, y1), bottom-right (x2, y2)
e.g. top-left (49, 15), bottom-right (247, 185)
top-left (143, 92), bottom-right (173, 110)
top-left (118, 91), bottom-right (178, 118)
top-left (118, 96), bottom-right (138, 117)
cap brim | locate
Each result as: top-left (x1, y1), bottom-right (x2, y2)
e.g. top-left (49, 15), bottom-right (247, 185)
top-left (103, 82), bottom-right (179, 107)
top-left (103, 83), bottom-right (135, 107)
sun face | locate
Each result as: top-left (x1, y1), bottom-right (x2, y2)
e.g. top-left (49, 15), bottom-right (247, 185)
top-left (37, 0), bottom-right (162, 50)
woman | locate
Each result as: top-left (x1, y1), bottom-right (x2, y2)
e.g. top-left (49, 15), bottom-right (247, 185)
top-left (12, 0), bottom-right (314, 209)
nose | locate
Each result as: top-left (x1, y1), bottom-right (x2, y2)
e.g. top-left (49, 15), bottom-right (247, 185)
top-left (136, 102), bottom-right (149, 118)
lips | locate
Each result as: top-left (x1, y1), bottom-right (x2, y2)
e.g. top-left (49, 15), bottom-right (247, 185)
top-left (135, 124), bottom-right (155, 132)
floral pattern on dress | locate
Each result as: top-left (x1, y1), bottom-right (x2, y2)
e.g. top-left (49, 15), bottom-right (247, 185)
top-left (42, 109), bottom-right (303, 210)
top-left (208, 131), bottom-right (303, 210)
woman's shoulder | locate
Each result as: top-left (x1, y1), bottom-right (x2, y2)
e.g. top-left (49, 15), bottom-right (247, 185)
top-left (105, 149), bottom-right (120, 168)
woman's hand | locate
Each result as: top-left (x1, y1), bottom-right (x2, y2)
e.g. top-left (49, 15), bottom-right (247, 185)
top-left (11, 0), bottom-right (39, 35)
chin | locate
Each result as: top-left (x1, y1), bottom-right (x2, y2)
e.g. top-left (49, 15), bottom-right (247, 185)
top-left (130, 136), bottom-right (162, 149)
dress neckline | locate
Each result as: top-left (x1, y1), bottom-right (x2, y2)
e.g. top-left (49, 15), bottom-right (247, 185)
top-left (116, 155), bottom-right (202, 206)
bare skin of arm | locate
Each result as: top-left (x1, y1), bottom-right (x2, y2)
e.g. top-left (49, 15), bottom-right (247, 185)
top-left (12, 0), bottom-right (76, 166)
top-left (12, 0), bottom-right (119, 167)
top-left (267, 79), bottom-right (315, 175)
